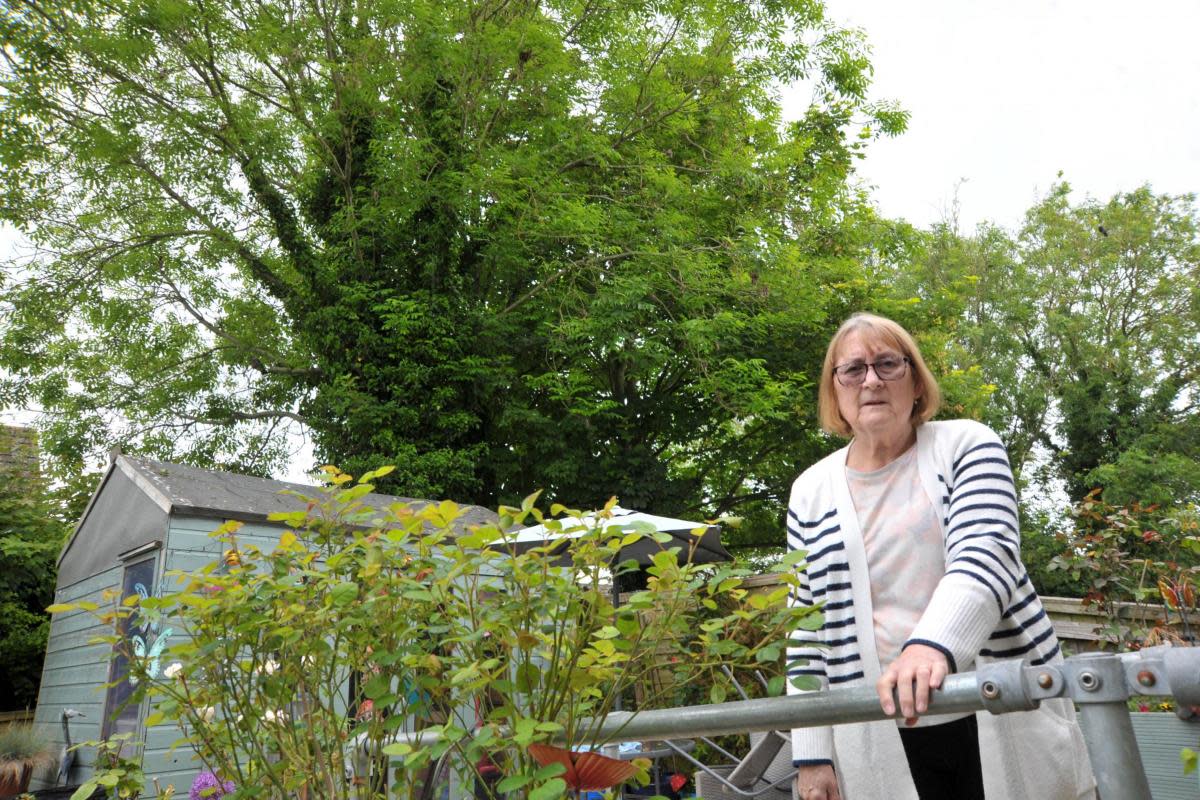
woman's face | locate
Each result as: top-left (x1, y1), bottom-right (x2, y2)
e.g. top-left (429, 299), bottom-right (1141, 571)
top-left (833, 330), bottom-right (921, 443)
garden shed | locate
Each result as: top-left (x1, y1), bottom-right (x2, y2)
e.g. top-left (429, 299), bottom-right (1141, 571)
top-left (30, 451), bottom-right (496, 792)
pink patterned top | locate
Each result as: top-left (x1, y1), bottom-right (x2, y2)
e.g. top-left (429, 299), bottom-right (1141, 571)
top-left (847, 444), bottom-right (968, 727)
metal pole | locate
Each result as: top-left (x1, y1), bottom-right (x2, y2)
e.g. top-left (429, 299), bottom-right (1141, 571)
top-left (366, 647), bottom-right (1200, 797)
top-left (1063, 653), bottom-right (1153, 800)
top-left (591, 670), bottom-right (990, 741)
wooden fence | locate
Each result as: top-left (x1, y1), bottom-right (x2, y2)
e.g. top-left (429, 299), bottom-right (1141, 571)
top-left (737, 574), bottom-right (1192, 652)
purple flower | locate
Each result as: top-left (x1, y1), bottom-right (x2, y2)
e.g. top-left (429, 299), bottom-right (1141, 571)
top-left (190, 771), bottom-right (235, 800)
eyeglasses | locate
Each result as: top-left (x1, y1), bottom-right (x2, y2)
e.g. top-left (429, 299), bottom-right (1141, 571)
top-left (832, 355), bottom-right (911, 387)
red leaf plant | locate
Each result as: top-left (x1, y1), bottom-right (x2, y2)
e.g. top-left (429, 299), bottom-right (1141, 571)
top-left (527, 743), bottom-right (638, 791)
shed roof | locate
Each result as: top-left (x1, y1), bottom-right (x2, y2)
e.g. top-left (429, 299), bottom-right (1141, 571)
top-left (59, 452), bottom-right (498, 569)
top-left (115, 453), bottom-right (498, 526)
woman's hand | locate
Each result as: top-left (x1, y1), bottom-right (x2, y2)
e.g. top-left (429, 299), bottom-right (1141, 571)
top-left (877, 643), bottom-right (950, 725)
top-left (795, 764), bottom-right (841, 800)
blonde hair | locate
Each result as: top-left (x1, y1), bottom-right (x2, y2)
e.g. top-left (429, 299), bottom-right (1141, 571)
top-left (816, 313), bottom-right (942, 437)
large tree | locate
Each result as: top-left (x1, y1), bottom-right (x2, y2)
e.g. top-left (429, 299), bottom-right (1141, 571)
top-left (0, 0), bottom-right (902, 536)
top-left (892, 183), bottom-right (1200, 509)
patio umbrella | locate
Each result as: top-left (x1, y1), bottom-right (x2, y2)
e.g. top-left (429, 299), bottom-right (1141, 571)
top-left (511, 507), bottom-right (730, 565)
top-left (508, 506), bottom-right (731, 575)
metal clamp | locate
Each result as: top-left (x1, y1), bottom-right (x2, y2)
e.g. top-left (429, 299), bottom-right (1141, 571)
top-left (976, 658), bottom-right (1040, 714)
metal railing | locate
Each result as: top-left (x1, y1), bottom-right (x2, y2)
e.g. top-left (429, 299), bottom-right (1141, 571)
top-left (374, 647), bottom-right (1200, 799)
top-left (584, 646), bottom-right (1200, 800)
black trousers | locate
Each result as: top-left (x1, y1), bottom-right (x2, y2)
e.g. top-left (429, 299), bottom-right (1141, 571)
top-left (897, 714), bottom-right (985, 800)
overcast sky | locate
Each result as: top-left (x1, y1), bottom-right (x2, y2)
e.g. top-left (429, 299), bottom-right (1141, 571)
top-left (809, 0), bottom-right (1200, 232)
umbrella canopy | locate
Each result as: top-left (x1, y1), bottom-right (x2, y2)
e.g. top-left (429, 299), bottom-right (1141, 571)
top-left (510, 507), bottom-right (731, 567)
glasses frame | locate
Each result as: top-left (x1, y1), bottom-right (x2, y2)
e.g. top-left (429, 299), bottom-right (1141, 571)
top-left (832, 355), bottom-right (912, 387)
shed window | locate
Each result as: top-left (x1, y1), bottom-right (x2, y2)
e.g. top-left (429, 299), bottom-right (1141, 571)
top-left (101, 554), bottom-right (163, 739)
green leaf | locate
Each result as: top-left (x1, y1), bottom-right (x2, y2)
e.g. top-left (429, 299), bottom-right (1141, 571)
top-left (71, 780), bottom-right (101, 800)
top-left (330, 581), bottom-right (359, 606)
top-left (529, 778), bottom-right (568, 800)
top-left (496, 774), bottom-right (531, 793)
top-left (1182, 746), bottom-right (1197, 775)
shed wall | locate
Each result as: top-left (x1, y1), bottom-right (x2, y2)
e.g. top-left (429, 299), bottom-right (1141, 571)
top-left (58, 468), bottom-right (168, 587)
top-left (138, 515), bottom-right (294, 790)
top-left (30, 565), bottom-right (124, 790)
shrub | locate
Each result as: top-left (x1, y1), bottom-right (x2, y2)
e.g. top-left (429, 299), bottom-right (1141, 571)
top-left (56, 467), bottom-right (818, 800)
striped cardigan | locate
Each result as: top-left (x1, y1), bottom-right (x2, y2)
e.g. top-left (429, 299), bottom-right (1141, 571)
top-left (784, 419), bottom-right (1062, 768)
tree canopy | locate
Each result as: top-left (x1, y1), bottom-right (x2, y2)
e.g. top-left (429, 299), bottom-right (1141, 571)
top-left (892, 182), bottom-right (1200, 510)
top-left (1, 0), bottom-right (904, 541)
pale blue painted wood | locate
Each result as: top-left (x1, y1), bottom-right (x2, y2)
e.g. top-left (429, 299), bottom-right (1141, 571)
top-left (137, 516), bottom-right (299, 788)
top-left (30, 564), bottom-right (125, 791)
top-left (1127, 712), bottom-right (1200, 800)
top-left (38, 658), bottom-right (114, 690)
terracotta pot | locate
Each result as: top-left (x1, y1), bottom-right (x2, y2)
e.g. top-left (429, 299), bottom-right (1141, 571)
top-left (0, 761), bottom-right (33, 798)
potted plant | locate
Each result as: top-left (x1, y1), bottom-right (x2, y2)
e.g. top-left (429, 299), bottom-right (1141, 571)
top-left (0, 723), bottom-right (55, 797)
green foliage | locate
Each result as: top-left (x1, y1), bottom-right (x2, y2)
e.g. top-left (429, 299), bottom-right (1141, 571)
top-left (871, 183), bottom-right (1200, 594)
top-left (0, 0), bottom-right (903, 539)
top-left (1048, 493), bottom-right (1200, 646)
top-left (54, 469), bottom-right (818, 800)
top-left (68, 734), bottom-right (147, 800)
top-left (0, 462), bottom-right (70, 711)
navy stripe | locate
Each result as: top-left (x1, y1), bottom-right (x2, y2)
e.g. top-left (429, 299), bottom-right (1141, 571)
top-left (1029, 641), bottom-right (1061, 665)
top-left (948, 502), bottom-right (1017, 525)
top-left (829, 671), bottom-right (864, 685)
top-left (794, 759), bottom-right (834, 768)
top-left (945, 568), bottom-right (1004, 610)
top-left (948, 515), bottom-right (1019, 538)
top-left (787, 651), bottom-right (824, 662)
top-left (807, 562), bottom-right (850, 581)
top-left (953, 556), bottom-right (1015, 600)
top-left (805, 524), bottom-right (841, 547)
top-left (950, 531), bottom-right (1018, 564)
top-left (788, 508), bottom-right (837, 529)
top-left (950, 486), bottom-right (1019, 506)
top-left (1003, 590), bottom-right (1039, 620)
top-left (826, 635), bottom-right (858, 648)
top-left (954, 453), bottom-right (1009, 480)
top-left (953, 470), bottom-right (1015, 490)
top-left (952, 441), bottom-right (1006, 473)
top-left (808, 539), bottom-right (846, 562)
top-left (812, 581), bottom-right (853, 598)
top-left (989, 607), bottom-right (1047, 640)
top-left (954, 457), bottom-right (1012, 483)
top-left (822, 616), bottom-right (857, 630)
top-left (788, 668), bottom-right (826, 677)
top-left (826, 653), bottom-right (862, 666)
top-left (982, 624), bottom-right (1055, 658)
top-left (960, 546), bottom-right (1018, 584)
top-left (822, 598), bottom-right (854, 611)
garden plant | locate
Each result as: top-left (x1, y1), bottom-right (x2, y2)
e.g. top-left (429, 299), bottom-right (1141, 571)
top-left (53, 466), bottom-right (819, 800)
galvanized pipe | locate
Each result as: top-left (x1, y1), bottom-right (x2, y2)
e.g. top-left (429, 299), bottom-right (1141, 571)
top-left (1065, 652), bottom-right (1154, 800)
top-left (1076, 701), bottom-right (1152, 800)
top-left (369, 648), bottom-right (1200, 800)
top-left (591, 671), bottom-right (989, 741)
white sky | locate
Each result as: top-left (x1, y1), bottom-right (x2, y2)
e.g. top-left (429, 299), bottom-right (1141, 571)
top-left (5, 0), bottom-right (1200, 479)
top-left (810, 0), bottom-right (1200, 231)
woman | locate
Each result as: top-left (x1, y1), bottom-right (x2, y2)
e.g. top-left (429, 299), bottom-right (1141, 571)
top-left (786, 313), bottom-right (1095, 800)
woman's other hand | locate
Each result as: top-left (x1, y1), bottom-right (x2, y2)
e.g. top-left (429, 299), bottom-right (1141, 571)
top-left (795, 764), bottom-right (841, 800)
top-left (877, 643), bottom-right (950, 725)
